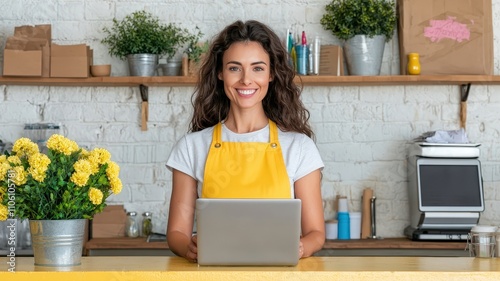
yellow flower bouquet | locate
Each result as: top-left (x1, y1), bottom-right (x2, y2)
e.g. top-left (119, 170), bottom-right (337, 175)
top-left (0, 134), bottom-right (122, 221)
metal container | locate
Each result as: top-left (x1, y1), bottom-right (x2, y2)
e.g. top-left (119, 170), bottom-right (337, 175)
top-left (343, 35), bottom-right (386, 76)
top-left (23, 123), bottom-right (61, 153)
top-left (127, 54), bottom-right (158, 76)
top-left (29, 219), bottom-right (86, 266)
top-left (158, 60), bottom-right (182, 76)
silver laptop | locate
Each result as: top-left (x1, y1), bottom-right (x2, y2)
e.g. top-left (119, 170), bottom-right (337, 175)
top-left (196, 198), bottom-right (301, 266)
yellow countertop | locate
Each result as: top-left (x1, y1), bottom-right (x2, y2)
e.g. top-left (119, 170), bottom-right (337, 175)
top-left (1, 256), bottom-right (499, 281)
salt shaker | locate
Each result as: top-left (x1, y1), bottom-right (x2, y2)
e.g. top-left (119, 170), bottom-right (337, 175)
top-left (126, 211), bottom-right (139, 238)
top-left (141, 212), bottom-right (153, 237)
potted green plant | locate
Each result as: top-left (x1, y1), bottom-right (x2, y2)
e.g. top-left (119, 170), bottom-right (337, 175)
top-left (184, 31), bottom-right (209, 76)
top-left (320, 0), bottom-right (396, 75)
top-left (101, 10), bottom-right (195, 76)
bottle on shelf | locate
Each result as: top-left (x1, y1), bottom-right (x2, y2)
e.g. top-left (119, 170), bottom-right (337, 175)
top-left (141, 212), bottom-right (153, 237)
top-left (407, 53), bottom-right (421, 75)
top-left (126, 211), bottom-right (139, 238)
top-left (337, 196), bottom-right (350, 240)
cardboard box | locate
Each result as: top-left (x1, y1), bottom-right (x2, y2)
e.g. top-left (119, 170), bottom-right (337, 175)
top-left (50, 44), bottom-right (93, 78)
top-left (397, 0), bottom-right (493, 75)
top-left (3, 49), bottom-right (42, 76)
top-left (3, 24), bottom-right (51, 77)
top-left (91, 205), bottom-right (127, 238)
top-left (319, 45), bottom-right (344, 76)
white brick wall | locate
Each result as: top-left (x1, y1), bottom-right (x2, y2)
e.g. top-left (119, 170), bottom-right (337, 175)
top-left (0, 0), bottom-right (499, 237)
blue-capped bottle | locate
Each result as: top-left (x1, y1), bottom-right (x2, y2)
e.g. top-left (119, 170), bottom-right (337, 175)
top-left (337, 196), bottom-right (350, 240)
top-left (337, 212), bottom-right (350, 240)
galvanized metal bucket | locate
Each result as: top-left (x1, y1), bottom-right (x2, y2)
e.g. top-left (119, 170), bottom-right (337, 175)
top-left (29, 219), bottom-right (86, 266)
top-left (343, 35), bottom-right (386, 76)
top-left (127, 54), bottom-right (159, 76)
top-left (158, 60), bottom-right (182, 76)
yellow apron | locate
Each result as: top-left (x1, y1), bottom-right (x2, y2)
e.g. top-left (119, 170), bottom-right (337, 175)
top-left (202, 120), bottom-right (291, 199)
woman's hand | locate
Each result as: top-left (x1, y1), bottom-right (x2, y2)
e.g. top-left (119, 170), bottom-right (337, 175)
top-left (298, 241), bottom-right (304, 258)
top-left (186, 235), bottom-right (198, 263)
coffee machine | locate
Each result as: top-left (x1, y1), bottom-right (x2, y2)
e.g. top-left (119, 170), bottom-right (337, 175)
top-left (405, 143), bottom-right (484, 241)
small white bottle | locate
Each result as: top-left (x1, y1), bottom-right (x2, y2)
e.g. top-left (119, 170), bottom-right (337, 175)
top-left (313, 36), bottom-right (321, 75)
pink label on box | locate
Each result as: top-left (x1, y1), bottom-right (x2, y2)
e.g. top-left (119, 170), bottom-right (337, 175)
top-left (424, 16), bottom-right (470, 43)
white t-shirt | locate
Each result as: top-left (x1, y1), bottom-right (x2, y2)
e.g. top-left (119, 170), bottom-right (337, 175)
top-left (166, 123), bottom-right (324, 196)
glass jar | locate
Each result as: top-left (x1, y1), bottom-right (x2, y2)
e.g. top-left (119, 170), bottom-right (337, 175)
top-left (141, 212), bottom-right (153, 237)
top-left (125, 211), bottom-right (139, 238)
top-left (407, 53), bottom-right (421, 75)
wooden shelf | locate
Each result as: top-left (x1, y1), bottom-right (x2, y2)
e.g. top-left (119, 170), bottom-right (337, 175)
top-left (0, 76), bottom-right (198, 87)
top-left (298, 75), bottom-right (500, 86)
top-left (1, 75), bottom-right (500, 87)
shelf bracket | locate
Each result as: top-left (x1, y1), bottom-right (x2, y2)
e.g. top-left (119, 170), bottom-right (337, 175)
top-left (460, 83), bottom-right (471, 102)
top-left (459, 83), bottom-right (471, 129)
top-left (139, 84), bottom-right (148, 131)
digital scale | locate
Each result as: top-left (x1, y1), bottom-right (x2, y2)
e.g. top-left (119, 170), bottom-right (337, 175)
top-left (405, 142), bottom-right (483, 241)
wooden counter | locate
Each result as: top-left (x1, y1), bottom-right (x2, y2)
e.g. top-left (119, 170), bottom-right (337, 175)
top-left (1, 256), bottom-right (499, 280)
top-left (84, 237), bottom-right (469, 257)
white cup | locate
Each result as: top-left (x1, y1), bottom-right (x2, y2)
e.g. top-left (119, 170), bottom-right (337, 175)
top-left (349, 212), bottom-right (362, 239)
top-left (325, 220), bottom-right (338, 240)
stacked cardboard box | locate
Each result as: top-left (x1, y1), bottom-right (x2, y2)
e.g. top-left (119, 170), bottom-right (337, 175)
top-left (91, 205), bottom-right (127, 238)
top-left (3, 24), bottom-right (51, 77)
top-left (3, 24), bottom-right (93, 78)
top-left (50, 44), bottom-right (93, 78)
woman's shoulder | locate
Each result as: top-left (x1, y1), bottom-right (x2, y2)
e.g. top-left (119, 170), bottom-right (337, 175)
top-left (278, 129), bottom-right (315, 144)
top-left (182, 126), bottom-right (215, 142)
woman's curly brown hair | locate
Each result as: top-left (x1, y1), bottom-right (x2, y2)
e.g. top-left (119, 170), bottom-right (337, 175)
top-left (189, 20), bottom-right (313, 138)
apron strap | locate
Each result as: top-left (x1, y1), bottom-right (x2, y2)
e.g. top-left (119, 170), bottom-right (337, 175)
top-left (268, 120), bottom-right (278, 144)
top-left (211, 122), bottom-right (223, 148)
top-left (212, 120), bottom-right (278, 145)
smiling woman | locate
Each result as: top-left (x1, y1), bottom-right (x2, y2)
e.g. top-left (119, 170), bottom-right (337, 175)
top-left (166, 20), bottom-right (325, 263)
top-left (218, 41), bottom-right (272, 117)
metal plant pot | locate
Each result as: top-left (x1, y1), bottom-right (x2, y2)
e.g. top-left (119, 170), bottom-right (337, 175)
top-left (158, 59), bottom-right (182, 76)
top-left (29, 219), bottom-right (86, 266)
top-left (127, 54), bottom-right (159, 76)
top-left (343, 35), bottom-right (386, 76)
